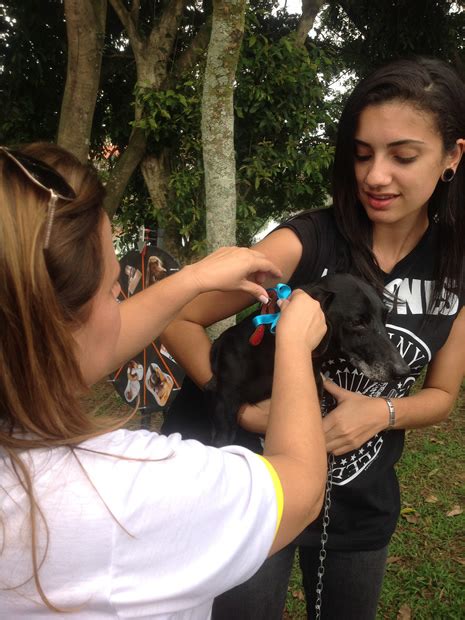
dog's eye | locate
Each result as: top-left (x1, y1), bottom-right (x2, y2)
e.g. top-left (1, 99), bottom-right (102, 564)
top-left (350, 318), bottom-right (366, 329)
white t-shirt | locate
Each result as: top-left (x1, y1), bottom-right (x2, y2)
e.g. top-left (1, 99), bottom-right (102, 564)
top-left (0, 429), bottom-right (281, 619)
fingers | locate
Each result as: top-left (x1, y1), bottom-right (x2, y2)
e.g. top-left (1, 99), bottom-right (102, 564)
top-left (239, 280), bottom-right (271, 304)
top-left (191, 246), bottom-right (282, 296)
top-left (276, 290), bottom-right (327, 350)
top-left (322, 377), bottom-right (345, 397)
top-left (237, 401), bottom-right (269, 433)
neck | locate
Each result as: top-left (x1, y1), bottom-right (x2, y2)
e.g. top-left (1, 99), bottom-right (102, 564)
top-left (372, 210), bottom-right (429, 274)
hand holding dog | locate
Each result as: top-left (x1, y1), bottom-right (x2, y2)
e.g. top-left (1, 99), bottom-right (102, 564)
top-left (187, 246), bottom-right (282, 303)
top-left (237, 291), bottom-right (326, 434)
top-left (322, 379), bottom-right (391, 455)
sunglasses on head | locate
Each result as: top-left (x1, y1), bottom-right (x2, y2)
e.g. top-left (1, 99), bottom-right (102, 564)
top-left (0, 146), bottom-right (76, 249)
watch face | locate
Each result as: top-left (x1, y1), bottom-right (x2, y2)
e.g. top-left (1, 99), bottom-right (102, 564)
top-left (110, 246), bottom-right (184, 415)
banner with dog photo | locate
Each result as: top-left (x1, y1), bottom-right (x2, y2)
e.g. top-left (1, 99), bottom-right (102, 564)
top-left (110, 246), bottom-right (184, 414)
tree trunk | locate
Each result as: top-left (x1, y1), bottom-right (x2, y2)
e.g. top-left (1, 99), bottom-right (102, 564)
top-left (58, 0), bottom-right (107, 162)
top-left (202, 0), bottom-right (246, 338)
top-left (202, 0), bottom-right (246, 254)
top-left (141, 151), bottom-right (171, 212)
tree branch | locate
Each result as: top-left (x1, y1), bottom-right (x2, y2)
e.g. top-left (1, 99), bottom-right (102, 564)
top-left (148, 0), bottom-right (186, 53)
top-left (103, 126), bottom-right (147, 218)
top-left (108, 0), bottom-right (140, 46)
top-left (130, 0), bottom-right (140, 29)
top-left (173, 16), bottom-right (212, 77)
top-left (296, 0), bottom-right (325, 45)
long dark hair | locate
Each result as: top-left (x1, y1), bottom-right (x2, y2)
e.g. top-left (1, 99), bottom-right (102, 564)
top-left (332, 57), bottom-right (465, 306)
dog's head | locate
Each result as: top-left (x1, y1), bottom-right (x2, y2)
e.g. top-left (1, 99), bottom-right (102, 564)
top-left (148, 364), bottom-right (165, 388)
top-left (127, 363), bottom-right (138, 380)
top-left (302, 274), bottom-right (410, 382)
top-left (148, 255), bottom-right (167, 279)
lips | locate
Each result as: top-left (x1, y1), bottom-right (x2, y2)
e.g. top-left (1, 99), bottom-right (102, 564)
top-left (365, 192), bottom-right (399, 210)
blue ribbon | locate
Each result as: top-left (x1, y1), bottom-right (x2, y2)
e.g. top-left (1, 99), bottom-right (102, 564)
top-left (252, 283), bottom-right (292, 334)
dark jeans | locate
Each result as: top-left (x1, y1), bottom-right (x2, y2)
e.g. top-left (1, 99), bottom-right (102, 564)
top-left (212, 544), bottom-right (388, 620)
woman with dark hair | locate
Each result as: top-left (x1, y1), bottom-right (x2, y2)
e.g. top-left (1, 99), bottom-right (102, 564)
top-left (161, 56), bottom-right (465, 619)
top-left (0, 143), bottom-right (329, 616)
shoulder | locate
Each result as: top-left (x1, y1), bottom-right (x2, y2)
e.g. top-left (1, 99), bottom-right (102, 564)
top-left (268, 207), bottom-right (343, 285)
top-left (275, 207), bottom-right (341, 260)
top-left (276, 206), bottom-right (337, 239)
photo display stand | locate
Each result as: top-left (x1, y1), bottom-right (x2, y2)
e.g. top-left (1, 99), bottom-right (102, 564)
top-left (109, 228), bottom-right (185, 429)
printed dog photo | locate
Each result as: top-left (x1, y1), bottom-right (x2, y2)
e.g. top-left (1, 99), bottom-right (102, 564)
top-left (124, 360), bottom-right (144, 403)
top-left (145, 363), bottom-right (174, 407)
top-left (145, 255), bottom-right (167, 287)
top-left (125, 265), bottom-right (142, 296)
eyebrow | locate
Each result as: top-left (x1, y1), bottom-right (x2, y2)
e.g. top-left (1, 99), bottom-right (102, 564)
top-left (355, 139), bottom-right (426, 147)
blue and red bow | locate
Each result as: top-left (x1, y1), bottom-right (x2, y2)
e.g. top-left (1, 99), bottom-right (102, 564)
top-left (249, 283), bottom-right (292, 346)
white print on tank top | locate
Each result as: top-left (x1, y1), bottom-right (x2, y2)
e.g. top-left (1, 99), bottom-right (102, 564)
top-left (385, 278), bottom-right (459, 316)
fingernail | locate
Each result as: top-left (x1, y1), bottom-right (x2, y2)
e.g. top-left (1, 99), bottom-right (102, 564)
top-left (277, 299), bottom-right (283, 308)
top-left (259, 295), bottom-right (269, 305)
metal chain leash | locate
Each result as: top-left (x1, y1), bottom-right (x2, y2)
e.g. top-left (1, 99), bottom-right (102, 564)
top-left (315, 452), bottom-right (335, 620)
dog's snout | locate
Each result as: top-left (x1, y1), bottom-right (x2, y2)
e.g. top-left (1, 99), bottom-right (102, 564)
top-left (392, 357), bottom-right (411, 378)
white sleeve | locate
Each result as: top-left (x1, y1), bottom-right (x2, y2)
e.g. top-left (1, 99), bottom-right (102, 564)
top-left (86, 430), bottom-right (281, 616)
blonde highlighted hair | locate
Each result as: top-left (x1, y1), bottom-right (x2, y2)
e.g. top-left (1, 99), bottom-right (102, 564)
top-left (0, 143), bottom-right (132, 611)
top-left (0, 143), bottom-right (117, 445)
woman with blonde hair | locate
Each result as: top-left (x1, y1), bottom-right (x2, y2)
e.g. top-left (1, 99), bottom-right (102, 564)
top-left (0, 143), bottom-right (327, 617)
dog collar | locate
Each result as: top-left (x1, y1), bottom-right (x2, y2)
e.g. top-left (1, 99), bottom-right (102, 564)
top-left (249, 283), bottom-right (292, 345)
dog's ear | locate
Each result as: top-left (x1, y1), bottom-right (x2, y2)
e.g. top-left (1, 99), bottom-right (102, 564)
top-left (304, 282), bottom-right (334, 358)
top-left (307, 283), bottom-right (335, 313)
top-left (313, 320), bottom-right (332, 358)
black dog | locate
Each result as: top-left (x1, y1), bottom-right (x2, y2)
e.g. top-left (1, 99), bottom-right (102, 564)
top-left (204, 273), bottom-right (410, 447)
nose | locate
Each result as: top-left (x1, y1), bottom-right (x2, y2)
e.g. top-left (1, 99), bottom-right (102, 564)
top-left (393, 357), bottom-right (411, 378)
top-left (364, 156), bottom-right (392, 188)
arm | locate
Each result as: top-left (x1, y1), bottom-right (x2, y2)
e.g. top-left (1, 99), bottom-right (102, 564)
top-left (161, 237), bottom-right (327, 553)
top-left (261, 291), bottom-right (327, 554)
top-left (322, 307), bottom-right (465, 455)
top-left (160, 227), bottom-right (304, 388)
top-left (109, 247), bottom-right (282, 375)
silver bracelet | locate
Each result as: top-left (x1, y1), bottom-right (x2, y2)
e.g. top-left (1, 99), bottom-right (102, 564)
top-left (385, 398), bottom-right (396, 429)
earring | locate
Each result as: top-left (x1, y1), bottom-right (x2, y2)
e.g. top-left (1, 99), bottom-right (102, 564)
top-left (441, 167), bottom-right (455, 182)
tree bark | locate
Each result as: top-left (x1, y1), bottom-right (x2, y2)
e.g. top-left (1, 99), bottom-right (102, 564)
top-left (202, 0), bottom-right (246, 254)
top-left (58, 0), bottom-right (107, 162)
top-left (296, 0), bottom-right (325, 45)
top-left (105, 0), bottom-right (212, 218)
top-left (202, 0), bottom-right (246, 337)
top-left (140, 152), bottom-right (171, 213)
top-left (103, 126), bottom-right (147, 217)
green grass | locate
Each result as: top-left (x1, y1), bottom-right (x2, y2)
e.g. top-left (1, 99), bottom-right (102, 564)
top-left (283, 380), bottom-right (465, 619)
top-left (89, 379), bottom-right (464, 619)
